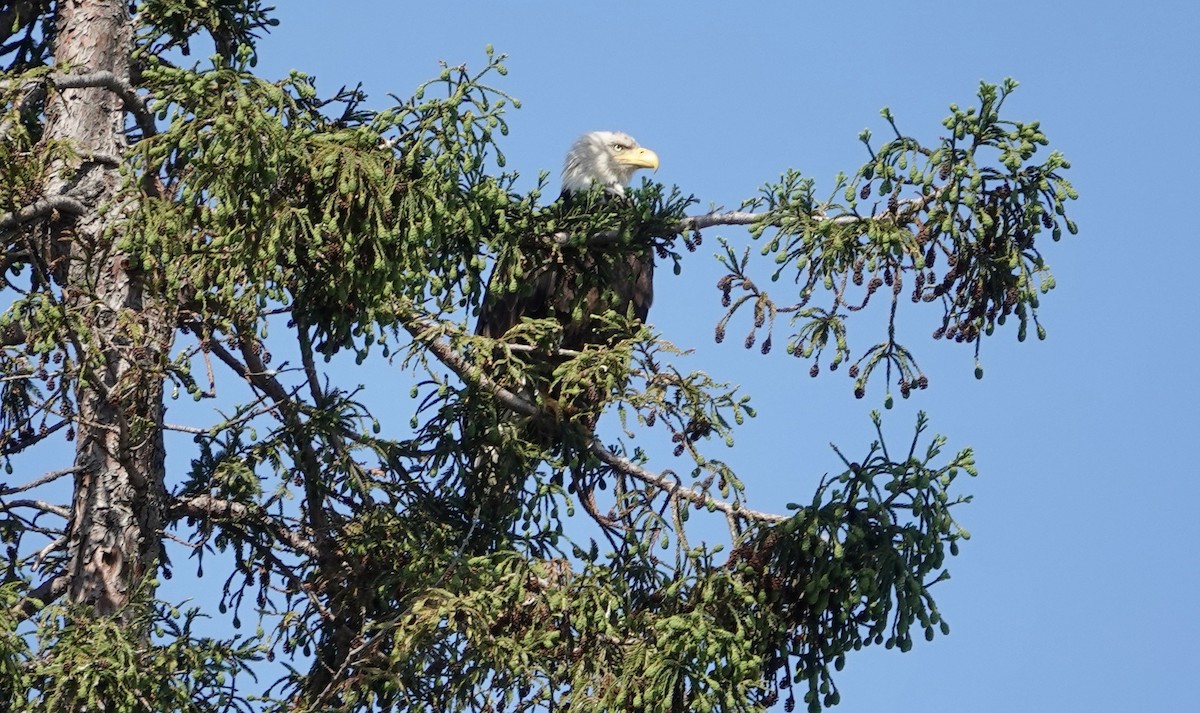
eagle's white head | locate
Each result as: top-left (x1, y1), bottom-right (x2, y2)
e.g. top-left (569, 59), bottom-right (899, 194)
top-left (560, 131), bottom-right (659, 196)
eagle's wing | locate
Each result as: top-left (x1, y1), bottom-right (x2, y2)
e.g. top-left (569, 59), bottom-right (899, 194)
top-left (476, 248), bottom-right (653, 350)
top-left (475, 253), bottom-right (559, 340)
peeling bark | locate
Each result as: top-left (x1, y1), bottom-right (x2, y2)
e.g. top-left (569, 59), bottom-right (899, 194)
top-left (42, 0), bottom-right (171, 617)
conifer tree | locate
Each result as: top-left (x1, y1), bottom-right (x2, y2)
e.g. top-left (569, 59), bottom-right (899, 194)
top-left (0, 2), bottom-right (1076, 711)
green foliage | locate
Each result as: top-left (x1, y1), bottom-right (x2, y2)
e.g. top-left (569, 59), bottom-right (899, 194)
top-left (0, 583), bottom-right (32, 710)
top-left (135, 0), bottom-right (279, 64)
top-left (0, 78), bottom-right (50, 207)
top-left (723, 78), bottom-right (1076, 400)
top-left (748, 411), bottom-right (974, 711)
top-left (258, 412), bottom-right (972, 713)
top-left (10, 593), bottom-right (261, 712)
top-left (127, 49), bottom-right (517, 358)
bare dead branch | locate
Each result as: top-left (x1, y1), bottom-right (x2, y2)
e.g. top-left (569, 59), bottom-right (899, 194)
top-left (53, 70), bottom-right (156, 138)
top-left (32, 534), bottom-right (66, 570)
top-left (162, 422), bottom-right (208, 435)
top-left (0, 466), bottom-right (81, 496)
top-left (0, 498), bottom-right (70, 518)
top-left (680, 210), bottom-right (764, 231)
top-left (0, 194), bottom-right (86, 233)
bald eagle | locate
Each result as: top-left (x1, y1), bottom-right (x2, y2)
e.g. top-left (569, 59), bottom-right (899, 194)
top-left (475, 131), bottom-right (660, 349)
top-left (463, 132), bottom-right (659, 535)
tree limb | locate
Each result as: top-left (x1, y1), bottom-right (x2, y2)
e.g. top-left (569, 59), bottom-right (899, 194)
top-left (0, 194), bottom-right (86, 233)
top-left (551, 189), bottom-right (947, 247)
top-left (681, 210), bottom-right (765, 231)
top-left (0, 498), bottom-right (70, 518)
top-left (201, 329), bottom-right (331, 542)
top-left (53, 70), bottom-right (156, 138)
top-left (681, 190), bottom-right (942, 232)
top-left (406, 318), bottom-right (785, 525)
top-left (0, 466), bottom-right (81, 496)
top-left (407, 320), bottom-right (537, 418)
top-left (14, 573), bottom-right (68, 620)
top-left (169, 493), bottom-right (322, 559)
top-left (589, 440), bottom-right (784, 523)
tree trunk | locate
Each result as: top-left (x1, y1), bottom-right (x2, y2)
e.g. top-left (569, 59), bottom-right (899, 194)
top-left (42, 0), bottom-right (171, 617)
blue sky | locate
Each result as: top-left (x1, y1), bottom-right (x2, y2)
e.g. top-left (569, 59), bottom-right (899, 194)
top-left (148, 1), bottom-right (1197, 710)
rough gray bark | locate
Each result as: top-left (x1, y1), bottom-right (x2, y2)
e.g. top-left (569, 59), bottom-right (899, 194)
top-left (41, 0), bottom-right (171, 617)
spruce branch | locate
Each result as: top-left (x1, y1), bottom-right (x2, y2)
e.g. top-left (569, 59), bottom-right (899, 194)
top-left (201, 329), bottom-right (331, 540)
top-left (0, 76), bottom-right (45, 139)
top-left (405, 316), bottom-right (786, 525)
top-left (551, 189), bottom-right (945, 247)
top-left (168, 494), bottom-right (321, 559)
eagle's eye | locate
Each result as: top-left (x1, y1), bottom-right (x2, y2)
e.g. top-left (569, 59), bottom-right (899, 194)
top-left (612, 143), bottom-right (626, 152)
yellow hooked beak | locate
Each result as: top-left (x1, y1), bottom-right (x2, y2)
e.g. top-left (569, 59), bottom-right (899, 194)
top-left (615, 146), bottom-right (659, 172)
